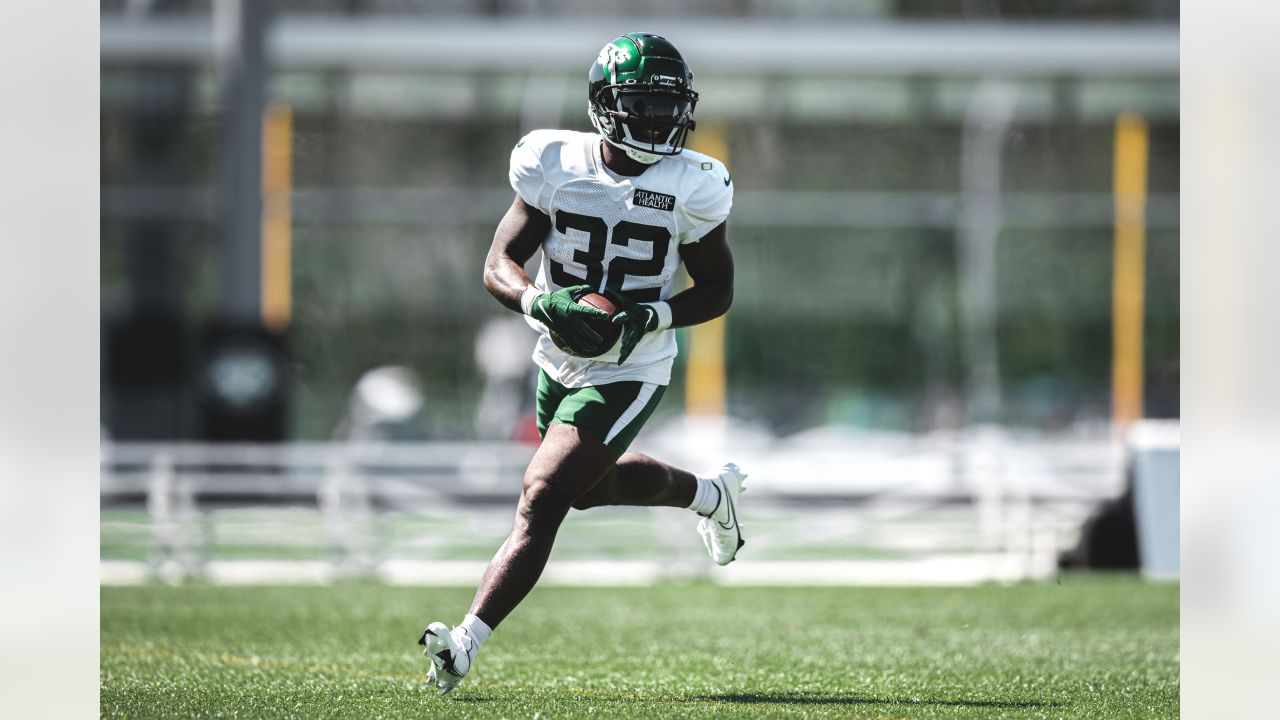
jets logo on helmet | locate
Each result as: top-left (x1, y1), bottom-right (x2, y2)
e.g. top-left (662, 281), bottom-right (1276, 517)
top-left (588, 33), bottom-right (699, 164)
top-left (598, 43), bottom-right (633, 68)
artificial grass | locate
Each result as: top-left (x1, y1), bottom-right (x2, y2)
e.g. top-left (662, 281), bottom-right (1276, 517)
top-left (101, 576), bottom-right (1177, 718)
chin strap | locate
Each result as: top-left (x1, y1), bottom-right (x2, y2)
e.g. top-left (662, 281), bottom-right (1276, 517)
top-left (606, 138), bottom-right (662, 165)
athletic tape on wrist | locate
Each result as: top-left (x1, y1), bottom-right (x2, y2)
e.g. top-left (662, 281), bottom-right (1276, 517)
top-left (520, 286), bottom-right (542, 315)
top-left (644, 301), bottom-right (673, 331)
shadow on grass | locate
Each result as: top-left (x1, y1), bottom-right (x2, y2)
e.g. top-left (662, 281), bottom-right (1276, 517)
top-left (698, 692), bottom-right (1062, 710)
top-left (452, 690), bottom-right (1061, 711)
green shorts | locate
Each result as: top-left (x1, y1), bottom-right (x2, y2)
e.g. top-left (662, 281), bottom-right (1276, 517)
top-left (535, 369), bottom-right (667, 456)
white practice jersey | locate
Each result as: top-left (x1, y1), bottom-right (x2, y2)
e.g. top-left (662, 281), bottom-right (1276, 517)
top-left (510, 129), bottom-right (733, 388)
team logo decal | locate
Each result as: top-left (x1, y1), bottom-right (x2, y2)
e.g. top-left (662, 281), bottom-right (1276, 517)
top-left (633, 189), bottom-right (676, 212)
top-left (598, 43), bottom-right (632, 68)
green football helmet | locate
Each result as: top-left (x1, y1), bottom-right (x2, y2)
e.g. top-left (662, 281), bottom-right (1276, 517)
top-left (588, 32), bottom-right (699, 164)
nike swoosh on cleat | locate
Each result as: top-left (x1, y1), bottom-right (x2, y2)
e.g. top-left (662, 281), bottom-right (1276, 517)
top-left (717, 486), bottom-right (737, 531)
top-left (716, 480), bottom-right (743, 557)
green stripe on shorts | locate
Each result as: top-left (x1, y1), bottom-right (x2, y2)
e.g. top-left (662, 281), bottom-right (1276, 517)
top-left (535, 369), bottom-right (666, 456)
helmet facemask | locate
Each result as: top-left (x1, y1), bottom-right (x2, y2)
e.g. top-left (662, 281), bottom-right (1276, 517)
top-left (591, 83), bottom-right (697, 162)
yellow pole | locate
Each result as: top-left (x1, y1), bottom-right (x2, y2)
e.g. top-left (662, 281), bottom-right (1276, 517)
top-left (1111, 112), bottom-right (1148, 431)
top-left (685, 122), bottom-right (729, 417)
top-left (261, 103), bottom-right (293, 332)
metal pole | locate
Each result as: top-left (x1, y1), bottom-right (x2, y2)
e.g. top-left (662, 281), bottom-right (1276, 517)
top-left (957, 80), bottom-right (1017, 424)
top-left (215, 0), bottom-right (270, 323)
top-left (108, 0), bottom-right (193, 440)
top-left (1111, 113), bottom-right (1149, 432)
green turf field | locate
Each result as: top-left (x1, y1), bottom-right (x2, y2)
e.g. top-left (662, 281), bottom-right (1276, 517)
top-left (101, 577), bottom-right (1177, 719)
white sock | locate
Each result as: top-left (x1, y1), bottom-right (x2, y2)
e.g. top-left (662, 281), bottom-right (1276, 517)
top-left (458, 613), bottom-right (492, 651)
top-left (687, 475), bottom-right (721, 517)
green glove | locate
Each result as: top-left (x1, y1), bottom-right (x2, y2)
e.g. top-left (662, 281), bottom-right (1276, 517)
top-left (603, 288), bottom-right (660, 365)
top-left (529, 284), bottom-right (610, 355)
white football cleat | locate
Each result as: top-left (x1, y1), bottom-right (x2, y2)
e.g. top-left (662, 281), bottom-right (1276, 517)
top-left (698, 463), bottom-right (747, 566)
top-left (418, 621), bottom-right (475, 696)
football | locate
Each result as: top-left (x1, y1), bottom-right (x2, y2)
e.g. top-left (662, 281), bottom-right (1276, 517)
top-left (550, 292), bottom-right (620, 358)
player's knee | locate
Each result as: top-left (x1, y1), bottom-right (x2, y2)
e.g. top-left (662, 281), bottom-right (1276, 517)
top-left (519, 473), bottom-right (574, 517)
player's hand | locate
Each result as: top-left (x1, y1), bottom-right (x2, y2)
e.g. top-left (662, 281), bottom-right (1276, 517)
top-left (603, 288), bottom-right (659, 365)
top-left (529, 284), bottom-right (610, 354)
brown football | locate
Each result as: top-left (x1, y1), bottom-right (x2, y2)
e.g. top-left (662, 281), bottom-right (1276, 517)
top-left (549, 292), bottom-right (621, 358)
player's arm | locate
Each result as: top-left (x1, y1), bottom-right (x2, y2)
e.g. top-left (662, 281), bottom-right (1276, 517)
top-left (482, 195), bottom-right (548, 312)
top-left (667, 220), bottom-right (734, 327)
top-left (605, 220), bottom-right (733, 364)
top-left (482, 195), bottom-right (608, 350)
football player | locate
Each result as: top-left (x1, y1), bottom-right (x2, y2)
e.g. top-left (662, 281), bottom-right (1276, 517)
top-left (419, 32), bottom-right (745, 695)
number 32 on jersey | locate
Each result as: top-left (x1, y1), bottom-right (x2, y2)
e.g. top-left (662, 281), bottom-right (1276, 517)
top-left (548, 210), bottom-right (669, 303)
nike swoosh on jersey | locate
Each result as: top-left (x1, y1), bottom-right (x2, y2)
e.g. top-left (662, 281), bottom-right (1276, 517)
top-left (723, 176), bottom-right (731, 186)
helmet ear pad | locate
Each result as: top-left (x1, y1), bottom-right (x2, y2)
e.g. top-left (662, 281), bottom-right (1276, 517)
top-left (588, 99), bottom-right (616, 138)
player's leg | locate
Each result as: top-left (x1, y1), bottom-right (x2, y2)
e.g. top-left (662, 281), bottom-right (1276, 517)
top-left (572, 453), bottom-right (747, 566)
top-left (468, 423), bottom-right (614, 626)
top-left (466, 374), bottom-right (672, 622)
top-left (420, 373), bottom-right (643, 694)
top-left (420, 423), bottom-right (614, 694)
top-left (561, 388), bottom-right (748, 567)
top-left (570, 452), bottom-right (695, 509)
top-left (420, 371), bottom-right (743, 693)
top-left (558, 375), bottom-right (710, 511)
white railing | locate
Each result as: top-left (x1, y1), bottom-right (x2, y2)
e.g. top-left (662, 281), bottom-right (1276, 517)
top-left (101, 428), bottom-right (1126, 586)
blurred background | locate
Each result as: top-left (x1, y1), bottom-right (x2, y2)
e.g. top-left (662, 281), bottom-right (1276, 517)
top-left (99, 1), bottom-right (1179, 586)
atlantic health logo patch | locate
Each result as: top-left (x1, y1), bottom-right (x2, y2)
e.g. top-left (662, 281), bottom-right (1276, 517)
top-left (632, 188), bottom-right (676, 212)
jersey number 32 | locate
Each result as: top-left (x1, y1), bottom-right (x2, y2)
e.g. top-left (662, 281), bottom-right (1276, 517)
top-left (549, 210), bottom-right (669, 303)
